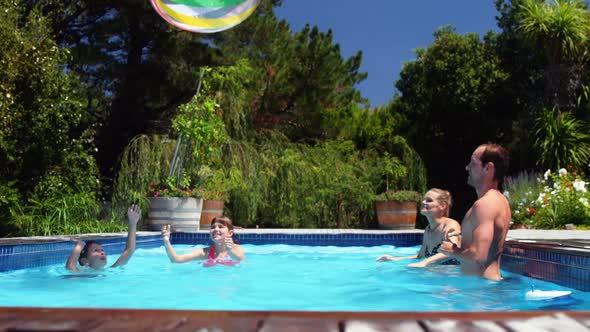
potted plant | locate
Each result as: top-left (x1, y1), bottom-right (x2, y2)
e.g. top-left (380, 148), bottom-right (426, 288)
top-left (374, 154), bottom-right (422, 229)
top-left (147, 69), bottom-right (227, 233)
top-left (199, 167), bottom-right (231, 230)
top-left (146, 175), bottom-right (204, 232)
top-left (375, 190), bottom-right (422, 230)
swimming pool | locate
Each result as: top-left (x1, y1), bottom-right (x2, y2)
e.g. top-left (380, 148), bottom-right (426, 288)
top-left (0, 243), bottom-right (587, 311)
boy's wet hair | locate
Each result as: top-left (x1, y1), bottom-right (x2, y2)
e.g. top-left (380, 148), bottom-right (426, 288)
top-left (79, 241), bottom-right (101, 265)
top-left (211, 216), bottom-right (238, 243)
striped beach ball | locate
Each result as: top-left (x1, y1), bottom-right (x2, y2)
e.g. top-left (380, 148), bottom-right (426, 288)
top-left (150, 0), bottom-right (260, 33)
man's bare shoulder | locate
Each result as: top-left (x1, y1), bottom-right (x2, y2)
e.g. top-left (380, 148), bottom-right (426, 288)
top-left (472, 190), bottom-right (510, 218)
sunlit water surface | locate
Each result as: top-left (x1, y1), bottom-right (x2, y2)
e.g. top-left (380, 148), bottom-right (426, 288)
top-left (0, 244), bottom-right (587, 311)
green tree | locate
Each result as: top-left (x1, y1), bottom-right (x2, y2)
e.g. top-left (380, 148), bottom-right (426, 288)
top-left (0, 1), bottom-right (104, 235)
top-left (534, 107), bottom-right (590, 170)
top-left (516, 0), bottom-right (590, 110)
top-left (216, 5), bottom-right (368, 141)
top-left (22, 0), bottom-right (219, 187)
top-left (395, 26), bottom-right (510, 218)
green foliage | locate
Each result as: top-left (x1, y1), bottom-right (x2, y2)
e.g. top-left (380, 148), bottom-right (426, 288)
top-left (515, 0), bottom-right (590, 110)
top-left (337, 102), bottom-right (428, 194)
top-left (517, 0), bottom-right (590, 66)
top-left (199, 166), bottom-right (232, 201)
top-left (221, 135), bottom-right (423, 228)
top-left (146, 175), bottom-right (204, 199)
top-left (504, 170), bottom-right (542, 226)
top-left (172, 82), bottom-right (228, 170)
top-left (7, 193), bottom-right (126, 236)
top-left (395, 26), bottom-right (509, 216)
top-left (375, 190), bottom-right (423, 203)
top-left (208, 59), bottom-right (258, 140)
top-left (0, 0), bottom-right (104, 236)
top-left (534, 107), bottom-right (590, 170)
top-left (111, 135), bottom-right (177, 222)
top-left (504, 167), bottom-right (590, 228)
top-left (217, 14), bottom-right (368, 140)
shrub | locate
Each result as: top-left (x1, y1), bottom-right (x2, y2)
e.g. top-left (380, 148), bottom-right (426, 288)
top-left (375, 190), bottom-right (423, 203)
top-left (504, 167), bottom-right (590, 228)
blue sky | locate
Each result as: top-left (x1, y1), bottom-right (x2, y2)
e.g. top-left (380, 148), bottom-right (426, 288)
top-left (274, 1), bottom-right (501, 108)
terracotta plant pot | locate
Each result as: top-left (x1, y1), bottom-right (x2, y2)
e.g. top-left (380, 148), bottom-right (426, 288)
top-left (200, 199), bottom-right (225, 230)
top-left (147, 197), bottom-right (203, 232)
top-left (375, 201), bottom-right (418, 230)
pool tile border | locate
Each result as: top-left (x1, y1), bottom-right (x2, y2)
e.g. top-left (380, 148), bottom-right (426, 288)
top-left (0, 232), bottom-right (422, 272)
top-left (503, 240), bottom-right (590, 291)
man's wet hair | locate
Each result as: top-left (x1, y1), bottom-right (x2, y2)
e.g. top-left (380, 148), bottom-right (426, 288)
top-left (79, 241), bottom-right (101, 265)
top-left (479, 143), bottom-right (510, 184)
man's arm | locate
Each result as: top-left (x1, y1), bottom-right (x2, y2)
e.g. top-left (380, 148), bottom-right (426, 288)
top-left (65, 239), bottom-right (84, 272)
top-left (111, 204), bottom-right (140, 268)
top-left (440, 202), bottom-right (495, 267)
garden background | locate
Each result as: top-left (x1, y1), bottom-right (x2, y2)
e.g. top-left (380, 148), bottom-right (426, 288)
top-left (1, 0), bottom-right (589, 236)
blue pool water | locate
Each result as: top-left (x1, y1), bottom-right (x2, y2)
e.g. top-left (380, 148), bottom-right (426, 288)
top-left (0, 244), bottom-right (587, 311)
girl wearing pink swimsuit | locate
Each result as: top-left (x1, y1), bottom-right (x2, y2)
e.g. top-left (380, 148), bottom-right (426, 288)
top-left (161, 216), bottom-right (245, 266)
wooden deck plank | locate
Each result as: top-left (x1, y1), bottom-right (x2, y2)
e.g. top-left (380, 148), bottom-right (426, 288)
top-left (259, 316), bottom-right (340, 332)
top-left (0, 308), bottom-right (589, 332)
top-left (0, 313), bottom-right (104, 332)
top-left (422, 320), bottom-right (506, 332)
top-left (154, 316), bottom-right (262, 332)
top-left (502, 313), bottom-right (590, 332)
top-left (344, 319), bottom-right (424, 332)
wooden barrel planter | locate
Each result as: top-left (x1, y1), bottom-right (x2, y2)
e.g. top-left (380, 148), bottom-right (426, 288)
top-left (375, 201), bottom-right (418, 230)
top-left (147, 197), bottom-right (203, 232)
top-left (199, 200), bottom-right (225, 230)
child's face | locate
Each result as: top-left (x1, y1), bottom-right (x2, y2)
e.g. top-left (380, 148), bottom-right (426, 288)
top-left (420, 191), bottom-right (444, 217)
top-left (84, 243), bottom-right (108, 269)
top-left (209, 222), bottom-right (233, 242)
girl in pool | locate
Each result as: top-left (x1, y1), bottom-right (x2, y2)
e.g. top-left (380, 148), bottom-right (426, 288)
top-left (376, 188), bottom-right (461, 267)
top-left (161, 216), bottom-right (245, 266)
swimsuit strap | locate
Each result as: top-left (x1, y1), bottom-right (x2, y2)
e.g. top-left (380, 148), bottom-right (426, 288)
top-left (208, 245), bottom-right (216, 260)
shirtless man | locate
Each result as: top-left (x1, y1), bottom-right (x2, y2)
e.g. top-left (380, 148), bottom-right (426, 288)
top-left (440, 143), bottom-right (511, 280)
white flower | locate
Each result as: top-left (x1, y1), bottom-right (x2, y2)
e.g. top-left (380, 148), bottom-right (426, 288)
top-left (536, 193), bottom-right (546, 204)
top-left (573, 179), bottom-right (587, 193)
top-left (503, 190), bottom-right (510, 198)
top-left (580, 197), bottom-right (589, 207)
top-left (558, 168), bottom-right (567, 176)
top-left (553, 182), bottom-right (561, 190)
top-left (544, 169), bottom-right (551, 180)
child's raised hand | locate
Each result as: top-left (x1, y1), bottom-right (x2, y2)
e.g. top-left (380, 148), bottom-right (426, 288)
top-left (70, 237), bottom-right (85, 248)
top-left (127, 204), bottom-right (141, 226)
top-left (161, 224), bottom-right (171, 241)
top-left (224, 236), bottom-right (234, 250)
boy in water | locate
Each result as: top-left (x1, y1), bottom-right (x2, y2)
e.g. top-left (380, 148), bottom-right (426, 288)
top-left (65, 204), bottom-right (141, 272)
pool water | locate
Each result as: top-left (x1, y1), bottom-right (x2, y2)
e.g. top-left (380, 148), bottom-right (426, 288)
top-left (0, 244), bottom-right (587, 311)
